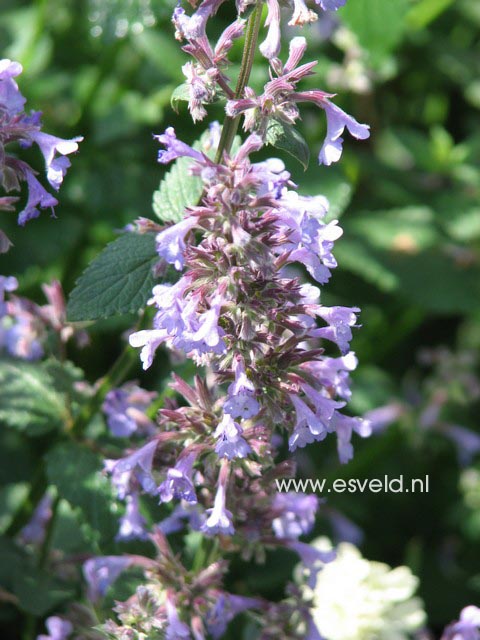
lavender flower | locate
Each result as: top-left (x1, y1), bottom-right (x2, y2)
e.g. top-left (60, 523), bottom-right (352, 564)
top-left (442, 606), bottom-right (480, 640)
top-left (0, 59), bottom-right (25, 115)
top-left (158, 452), bottom-right (198, 504)
top-left (316, 0), bottom-right (347, 10)
top-left (272, 493), bottom-right (319, 539)
top-left (317, 99), bottom-right (370, 165)
top-left (166, 592), bottom-right (191, 639)
top-left (156, 217), bottom-right (198, 271)
top-left (172, 0), bottom-right (226, 41)
top-left (27, 131), bottom-right (82, 190)
top-left (116, 493), bottom-right (148, 542)
top-left (102, 383), bottom-right (156, 438)
top-left (37, 616), bottom-right (73, 640)
top-left (288, 540), bottom-right (336, 588)
top-left (223, 354), bottom-right (260, 419)
top-left (206, 594), bottom-right (263, 639)
top-left (0, 275), bottom-right (18, 316)
top-left (18, 169), bottom-right (59, 226)
top-left (0, 58), bottom-right (82, 234)
top-left (105, 440), bottom-right (158, 499)
top-left (83, 556), bottom-right (132, 602)
top-left (19, 493), bottom-right (53, 545)
top-left (214, 413), bottom-right (252, 460)
top-left (260, 0), bottom-right (282, 59)
top-left (332, 412), bottom-right (371, 464)
top-left (226, 39), bottom-right (369, 164)
top-left (202, 464), bottom-right (234, 536)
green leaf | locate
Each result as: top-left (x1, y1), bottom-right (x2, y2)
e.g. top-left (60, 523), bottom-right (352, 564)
top-left (152, 129), bottom-right (217, 223)
top-left (444, 208), bottom-right (480, 242)
top-left (66, 232), bottom-right (159, 322)
top-left (0, 483), bottom-right (29, 533)
top-left (0, 535), bottom-right (25, 589)
top-left (407, 0), bottom-right (455, 29)
top-left (0, 360), bottom-right (68, 436)
top-left (382, 250), bottom-right (480, 314)
top-left (0, 535), bottom-right (73, 615)
top-left (339, 0), bottom-right (409, 65)
top-left (171, 83), bottom-right (190, 111)
top-left (266, 119), bottom-right (310, 170)
top-left (13, 568), bottom-right (74, 616)
top-left (45, 442), bottom-right (117, 548)
top-left (346, 206), bottom-right (439, 252)
top-left (335, 239), bottom-right (399, 292)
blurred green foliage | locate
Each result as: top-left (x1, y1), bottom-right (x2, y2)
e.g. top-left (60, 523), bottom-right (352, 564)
top-left (1, 0), bottom-right (480, 637)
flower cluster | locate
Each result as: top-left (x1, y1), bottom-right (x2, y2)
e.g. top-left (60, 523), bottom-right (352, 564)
top-left (0, 59), bottom-right (82, 250)
top-left (59, 1), bottom-right (371, 637)
top-left (174, 3), bottom-right (369, 166)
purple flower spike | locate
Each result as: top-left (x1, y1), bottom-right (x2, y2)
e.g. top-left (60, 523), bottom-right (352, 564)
top-left (154, 127), bottom-right (204, 165)
top-left (156, 217), bottom-right (198, 271)
top-left (202, 466), bottom-right (234, 536)
top-left (83, 556), bottom-right (132, 602)
top-left (318, 100), bottom-right (370, 166)
top-left (158, 452), bottom-right (198, 504)
top-left (166, 592), bottom-right (191, 639)
top-left (37, 616), bottom-right (73, 640)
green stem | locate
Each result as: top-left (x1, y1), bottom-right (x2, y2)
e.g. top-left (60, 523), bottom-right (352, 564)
top-left (215, 1), bottom-right (263, 162)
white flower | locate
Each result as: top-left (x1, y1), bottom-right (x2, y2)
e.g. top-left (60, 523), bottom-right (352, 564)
top-left (303, 538), bottom-right (426, 640)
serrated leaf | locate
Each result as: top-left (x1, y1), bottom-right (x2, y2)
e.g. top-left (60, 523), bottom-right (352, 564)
top-left (66, 233), bottom-right (159, 322)
top-left (171, 83), bottom-right (190, 111)
top-left (0, 360), bottom-right (68, 436)
top-left (152, 129), bottom-right (217, 223)
top-left (266, 119), bottom-right (310, 170)
top-left (46, 442), bottom-right (117, 548)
